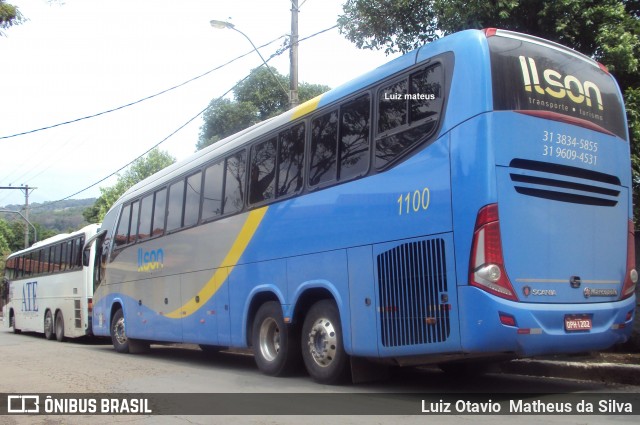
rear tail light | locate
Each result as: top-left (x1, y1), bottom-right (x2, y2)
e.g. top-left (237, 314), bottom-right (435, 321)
top-left (483, 28), bottom-right (498, 37)
top-left (621, 220), bottom-right (637, 299)
top-left (88, 298), bottom-right (93, 313)
top-left (469, 204), bottom-right (518, 301)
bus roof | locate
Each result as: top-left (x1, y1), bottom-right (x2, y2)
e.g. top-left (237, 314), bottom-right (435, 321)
top-left (8, 223), bottom-right (102, 258)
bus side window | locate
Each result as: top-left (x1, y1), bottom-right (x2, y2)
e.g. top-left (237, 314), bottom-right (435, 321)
top-left (278, 123), bottom-right (305, 197)
top-left (184, 171), bottom-right (202, 227)
top-left (339, 94), bottom-right (371, 181)
top-left (152, 188), bottom-right (167, 237)
top-left (375, 63), bottom-right (444, 169)
top-left (250, 138), bottom-right (277, 205)
top-left (59, 243), bottom-right (66, 272)
top-left (166, 180), bottom-right (185, 232)
top-left (224, 151), bottom-right (246, 215)
top-left (309, 110), bottom-right (338, 187)
top-left (128, 201), bottom-right (140, 244)
top-left (378, 79), bottom-right (407, 133)
top-left (202, 160), bottom-right (224, 221)
top-left (138, 194), bottom-right (154, 241)
top-left (115, 204), bottom-right (132, 248)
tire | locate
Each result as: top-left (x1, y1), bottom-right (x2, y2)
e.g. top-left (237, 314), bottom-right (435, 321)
top-left (301, 299), bottom-right (350, 384)
top-left (44, 310), bottom-right (55, 340)
top-left (55, 311), bottom-right (65, 342)
top-left (111, 309), bottom-right (130, 353)
top-left (252, 301), bottom-right (301, 376)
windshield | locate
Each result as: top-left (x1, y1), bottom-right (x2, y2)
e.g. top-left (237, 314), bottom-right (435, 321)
top-left (488, 33), bottom-right (627, 140)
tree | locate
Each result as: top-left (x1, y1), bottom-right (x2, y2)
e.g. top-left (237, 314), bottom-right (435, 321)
top-left (197, 66), bottom-right (330, 150)
top-left (0, 0), bottom-right (23, 35)
top-left (83, 149), bottom-right (175, 223)
top-left (339, 0), bottom-right (640, 219)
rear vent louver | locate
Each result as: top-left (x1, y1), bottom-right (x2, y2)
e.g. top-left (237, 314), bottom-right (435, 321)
top-left (509, 159), bottom-right (621, 207)
top-left (377, 238), bottom-right (450, 347)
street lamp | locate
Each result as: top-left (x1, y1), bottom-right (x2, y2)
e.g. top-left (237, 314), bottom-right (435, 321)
top-left (210, 20), bottom-right (290, 103)
top-left (0, 209), bottom-right (37, 248)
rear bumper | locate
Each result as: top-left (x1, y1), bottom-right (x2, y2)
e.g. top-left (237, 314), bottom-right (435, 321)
top-left (458, 286), bottom-right (635, 356)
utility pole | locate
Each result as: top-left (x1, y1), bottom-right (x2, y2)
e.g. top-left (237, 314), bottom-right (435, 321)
top-left (289, 0), bottom-right (299, 108)
top-left (23, 184), bottom-right (33, 248)
top-left (0, 185), bottom-right (37, 248)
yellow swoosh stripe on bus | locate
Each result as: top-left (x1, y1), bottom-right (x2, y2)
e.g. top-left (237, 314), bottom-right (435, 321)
top-left (291, 95), bottom-right (322, 120)
top-left (165, 206), bottom-right (268, 319)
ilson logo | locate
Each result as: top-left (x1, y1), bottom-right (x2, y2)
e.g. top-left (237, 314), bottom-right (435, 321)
top-left (137, 248), bottom-right (164, 272)
top-left (518, 56), bottom-right (603, 111)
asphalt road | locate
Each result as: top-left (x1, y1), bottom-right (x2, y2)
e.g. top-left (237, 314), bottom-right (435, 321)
top-left (0, 327), bottom-right (639, 425)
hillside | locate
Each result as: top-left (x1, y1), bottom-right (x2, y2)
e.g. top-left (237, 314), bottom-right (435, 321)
top-left (1, 198), bottom-right (96, 233)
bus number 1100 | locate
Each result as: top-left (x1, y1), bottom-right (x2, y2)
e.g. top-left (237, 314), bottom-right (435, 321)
top-left (397, 188), bottom-right (431, 216)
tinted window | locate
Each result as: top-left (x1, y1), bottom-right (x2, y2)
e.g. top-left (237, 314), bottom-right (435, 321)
top-left (129, 201), bottom-right (140, 243)
top-left (340, 94), bottom-right (370, 180)
top-left (41, 248), bottom-right (51, 274)
top-left (184, 172), bottom-right (202, 227)
top-left (59, 242), bottom-right (67, 272)
top-left (115, 204), bottom-right (131, 248)
top-left (310, 110), bottom-right (338, 186)
top-left (224, 151), bottom-right (246, 214)
top-left (137, 195), bottom-right (153, 241)
top-left (278, 123), bottom-right (305, 197)
top-left (250, 138), bottom-right (277, 204)
top-left (410, 67), bottom-right (443, 122)
top-left (202, 160), bottom-right (224, 220)
top-left (489, 35), bottom-right (626, 139)
top-left (51, 245), bottom-right (60, 272)
top-left (152, 188), bottom-right (167, 237)
top-left (378, 79), bottom-right (407, 133)
top-left (375, 62), bottom-right (445, 169)
top-left (166, 180), bottom-right (185, 232)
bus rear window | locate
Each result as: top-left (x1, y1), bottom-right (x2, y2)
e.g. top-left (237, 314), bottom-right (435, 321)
top-left (489, 35), bottom-right (627, 140)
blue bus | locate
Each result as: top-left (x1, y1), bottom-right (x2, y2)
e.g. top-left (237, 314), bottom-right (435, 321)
top-left (87, 28), bottom-right (636, 384)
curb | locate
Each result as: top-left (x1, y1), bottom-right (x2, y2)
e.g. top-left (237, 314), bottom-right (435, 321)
top-left (500, 358), bottom-right (640, 386)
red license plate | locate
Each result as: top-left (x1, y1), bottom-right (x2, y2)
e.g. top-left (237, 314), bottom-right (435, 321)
top-left (564, 315), bottom-right (592, 332)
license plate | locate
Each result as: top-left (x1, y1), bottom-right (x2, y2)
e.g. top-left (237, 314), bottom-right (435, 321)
top-left (564, 315), bottom-right (592, 332)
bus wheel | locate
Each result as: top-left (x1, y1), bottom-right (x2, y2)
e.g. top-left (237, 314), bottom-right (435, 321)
top-left (302, 299), bottom-right (349, 384)
top-left (252, 301), bottom-right (300, 376)
top-left (44, 310), bottom-right (55, 340)
top-left (111, 309), bottom-right (130, 353)
top-left (55, 311), bottom-right (65, 342)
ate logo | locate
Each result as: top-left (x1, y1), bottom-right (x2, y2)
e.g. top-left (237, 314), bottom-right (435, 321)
top-left (21, 281), bottom-right (38, 312)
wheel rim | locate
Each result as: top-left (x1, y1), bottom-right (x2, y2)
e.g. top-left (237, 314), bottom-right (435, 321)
top-left (258, 317), bottom-right (280, 362)
top-left (113, 317), bottom-right (127, 345)
top-left (307, 317), bottom-right (337, 368)
top-left (44, 313), bottom-right (52, 335)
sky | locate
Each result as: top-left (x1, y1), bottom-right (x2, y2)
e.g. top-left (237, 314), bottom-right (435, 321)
top-left (0, 0), bottom-right (398, 207)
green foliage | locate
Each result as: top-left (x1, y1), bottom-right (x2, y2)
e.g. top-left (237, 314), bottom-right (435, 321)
top-left (198, 99), bottom-right (261, 148)
top-left (235, 67), bottom-right (290, 121)
top-left (197, 67), bottom-right (330, 150)
top-left (339, 0), bottom-right (640, 220)
top-left (83, 149), bottom-right (176, 223)
top-left (0, 0), bottom-right (23, 35)
top-left (338, 0), bottom-right (441, 54)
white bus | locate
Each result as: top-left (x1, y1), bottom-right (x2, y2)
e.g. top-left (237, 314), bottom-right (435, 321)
top-left (3, 223), bottom-right (101, 341)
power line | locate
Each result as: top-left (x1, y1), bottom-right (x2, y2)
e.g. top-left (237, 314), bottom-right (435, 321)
top-left (30, 24), bottom-right (339, 208)
top-left (0, 35), bottom-right (286, 141)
